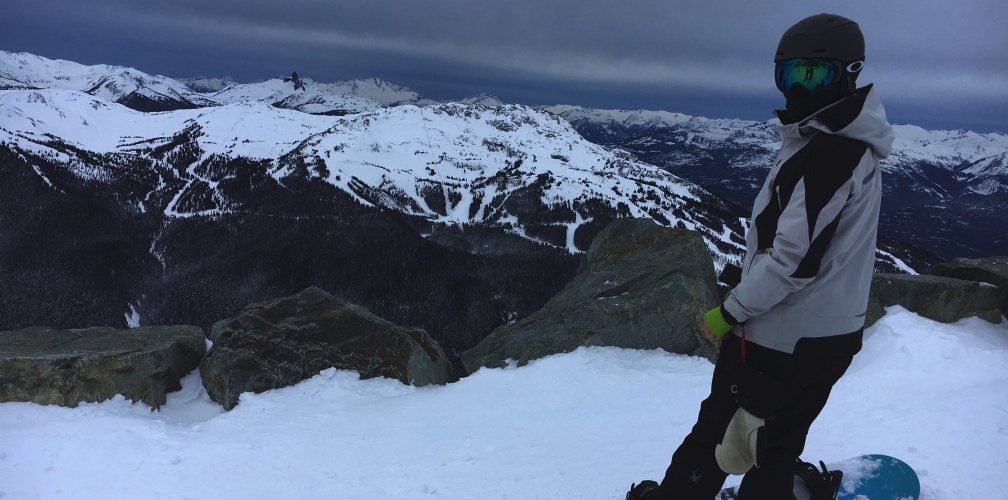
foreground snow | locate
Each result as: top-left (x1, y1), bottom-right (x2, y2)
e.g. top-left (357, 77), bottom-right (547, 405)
top-left (1, 307), bottom-right (1006, 499)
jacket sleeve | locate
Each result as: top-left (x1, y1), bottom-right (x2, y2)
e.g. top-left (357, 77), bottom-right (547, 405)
top-left (723, 147), bottom-right (866, 324)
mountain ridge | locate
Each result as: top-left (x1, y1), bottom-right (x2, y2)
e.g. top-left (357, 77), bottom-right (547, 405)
top-left (1, 50), bottom-right (977, 370)
top-left (0, 51), bottom-right (216, 111)
top-left (549, 104), bottom-right (1008, 260)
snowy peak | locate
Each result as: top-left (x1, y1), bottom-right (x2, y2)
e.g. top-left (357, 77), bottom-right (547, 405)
top-left (554, 104), bottom-right (1007, 260)
top-left (545, 104), bottom-right (694, 129)
top-left (888, 125), bottom-right (1008, 196)
top-left (177, 75), bottom-right (239, 93)
top-left (546, 104), bottom-right (782, 153)
top-left (0, 51), bottom-right (216, 111)
top-left (0, 89), bottom-right (141, 155)
top-left (553, 103), bottom-right (1008, 197)
top-left (210, 78), bottom-right (382, 115)
top-left (309, 77), bottom-right (422, 107)
top-left (458, 94), bottom-right (506, 107)
top-left (0, 51), bottom-right (963, 265)
top-left (283, 103), bottom-right (708, 230)
top-left (0, 85), bottom-right (743, 260)
top-left (2, 51), bottom-right (433, 115)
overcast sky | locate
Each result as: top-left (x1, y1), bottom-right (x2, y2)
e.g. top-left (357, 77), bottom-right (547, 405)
top-left (3, 0), bottom-right (1006, 132)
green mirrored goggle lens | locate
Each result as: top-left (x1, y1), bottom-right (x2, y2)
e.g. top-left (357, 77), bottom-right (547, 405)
top-left (775, 58), bottom-right (837, 92)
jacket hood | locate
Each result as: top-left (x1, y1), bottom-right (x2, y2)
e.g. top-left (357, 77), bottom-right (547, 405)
top-left (776, 84), bottom-right (895, 158)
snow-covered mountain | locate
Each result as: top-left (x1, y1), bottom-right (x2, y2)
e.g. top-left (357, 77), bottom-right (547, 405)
top-left (0, 51), bottom-right (216, 111)
top-left (0, 51), bottom-right (948, 369)
top-left (177, 75), bottom-right (239, 93)
top-left (0, 52), bottom-right (417, 116)
top-left (209, 78), bottom-right (383, 116)
top-left (0, 84), bottom-right (760, 370)
top-left (547, 105), bottom-right (1008, 199)
top-left (887, 125), bottom-right (1008, 197)
top-left (0, 56), bottom-right (720, 368)
top-left (458, 93), bottom-right (507, 107)
top-left (309, 77), bottom-right (424, 107)
top-left (0, 87), bottom-right (742, 261)
top-left (549, 105), bottom-right (1008, 260)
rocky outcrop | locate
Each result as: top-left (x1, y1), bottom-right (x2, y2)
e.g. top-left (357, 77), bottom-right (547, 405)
top-left (864, 293), bottom-right (887, 330)
top-left (462, 219), bottom-right (720, 373)
top-left (200, 286), bottom-right (455, 410)
top-left (870, 273), bottom-right (1003, 324)
top-left (0, 326), bottom-right (206, 408)
top-left (929, 256), bottom-right (1008, 307)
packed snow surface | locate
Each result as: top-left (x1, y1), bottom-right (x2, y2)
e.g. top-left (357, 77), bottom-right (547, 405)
top-left (1, 307), bottom-right (1006, 499)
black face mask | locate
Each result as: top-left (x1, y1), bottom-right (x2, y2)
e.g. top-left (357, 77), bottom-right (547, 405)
top-left (782, 82), bottom-right (843, 123)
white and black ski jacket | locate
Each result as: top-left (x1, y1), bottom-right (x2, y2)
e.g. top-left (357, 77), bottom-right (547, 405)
top-left (722, 84), bottom-right (895, 354)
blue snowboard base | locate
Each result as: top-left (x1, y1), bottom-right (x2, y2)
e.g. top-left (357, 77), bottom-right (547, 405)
top-left (717, 454), bottom-right (919, 500)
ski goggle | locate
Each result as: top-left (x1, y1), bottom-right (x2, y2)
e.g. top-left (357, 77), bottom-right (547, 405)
top-left (775, 58), bottom-right (839, 92)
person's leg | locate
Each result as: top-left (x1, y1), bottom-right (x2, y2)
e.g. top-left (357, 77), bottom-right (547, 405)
top-left (736, 368), bottom-right (844, 497)
top-left (736, 336), bottom-right (859, 499)
top-left (649, 335), bottom-right (741, 499)
top-left (645, 331), bottom-right (859, 500)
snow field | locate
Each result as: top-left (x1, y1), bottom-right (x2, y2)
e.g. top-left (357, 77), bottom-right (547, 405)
top-left (0, 307), bottom-right (1006, 499)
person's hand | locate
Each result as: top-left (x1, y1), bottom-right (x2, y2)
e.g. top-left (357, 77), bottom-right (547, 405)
top-left (703, 321), bottom-right (717, 344)
top-left (703, 306), bottom-right (733, 343)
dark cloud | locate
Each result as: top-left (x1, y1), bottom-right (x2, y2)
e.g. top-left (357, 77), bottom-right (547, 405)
top-left (2, 0), bottom-right (1005, 131)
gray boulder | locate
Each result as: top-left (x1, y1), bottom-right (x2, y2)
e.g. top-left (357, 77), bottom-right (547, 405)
top-left (462, 218), bottom-right (720, 373)
top-left (929, 256), bottom-right (1008, 308)
top-left (864, 293), bottom-right (886, 330)
top-left (201, 286), bottom-right (455, 410)
top-left (0, 325), bottom-right (206, 409)
top-left (870, 273), bottom-right (1003, 324)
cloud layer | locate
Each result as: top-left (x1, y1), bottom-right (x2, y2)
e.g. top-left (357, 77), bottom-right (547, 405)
top-left (3, 0), bottom-right (1005, 130)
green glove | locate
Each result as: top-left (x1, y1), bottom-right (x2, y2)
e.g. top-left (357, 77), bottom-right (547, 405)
top-left (704, 306), bottom-right (733, 339)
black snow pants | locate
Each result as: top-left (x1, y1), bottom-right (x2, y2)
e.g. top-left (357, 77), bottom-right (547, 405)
top-left (650, 330), bottom-right (861, 499)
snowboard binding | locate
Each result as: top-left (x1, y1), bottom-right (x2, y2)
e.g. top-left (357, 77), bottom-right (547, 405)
top-left (794, 459), bottom-right (843, 500)
top-left (625, 480), bottom-right (659, 500)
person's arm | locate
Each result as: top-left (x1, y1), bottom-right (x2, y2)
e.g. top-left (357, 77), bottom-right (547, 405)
top-left (723, 146), bottom-right (866, 325)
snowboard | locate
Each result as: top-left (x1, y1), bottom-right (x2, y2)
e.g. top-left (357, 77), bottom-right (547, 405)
top-left (716, 454), bottom-right (919, 500)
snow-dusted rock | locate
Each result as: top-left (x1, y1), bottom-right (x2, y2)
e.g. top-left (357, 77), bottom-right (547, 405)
top-left (462, 219), bottom-right (719, 373)
top-left (0, 325), bottom-right (205, 408)
top-left (870, 273), bottom-right (1003, 324)
top-left (201, 287), bottom-right (455, 411)
top-left (929, 256), bottom-right (1008, 302)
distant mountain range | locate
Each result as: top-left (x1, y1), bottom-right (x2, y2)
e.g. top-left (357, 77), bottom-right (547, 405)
top-left (548, 105), bottom-right (1008, 260)
top-left (0, 51), bottom-right (216, 111)
top-left (3, 50), bottom-right (1000, 371)
top-left (0, 76), bottom-right (743, 260)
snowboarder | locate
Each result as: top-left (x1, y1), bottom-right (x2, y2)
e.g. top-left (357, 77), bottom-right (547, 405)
top-left (627, 13), bottom-right (894, 500)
